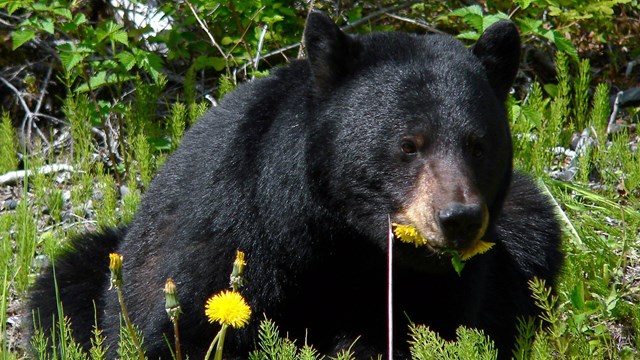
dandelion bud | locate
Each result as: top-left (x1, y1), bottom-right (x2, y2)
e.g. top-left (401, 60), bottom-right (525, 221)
top-left (230, 250), bottom-right (246, 290)
top-left (164, 278), bottom-right (182, 319)
top-left (108, 253), bottom-right (123, 289)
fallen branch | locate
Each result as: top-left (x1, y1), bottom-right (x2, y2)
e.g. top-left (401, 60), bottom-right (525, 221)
top-left (0, 164), bottom-right (75, 186)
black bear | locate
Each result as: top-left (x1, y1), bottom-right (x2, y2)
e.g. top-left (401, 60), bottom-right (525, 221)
top-left (29, 11), bottom-right (563, 359)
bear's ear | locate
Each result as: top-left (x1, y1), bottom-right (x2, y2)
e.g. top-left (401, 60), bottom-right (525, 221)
top-left (304, 11), bottom-right (359, 90)
top-left (472, 20), bottom-right (520, 102)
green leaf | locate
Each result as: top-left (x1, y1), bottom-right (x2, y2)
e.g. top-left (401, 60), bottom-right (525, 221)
top-left (39, 18), bottom-right (54, 34)
top-left (514, 0), bottom-right (534, 9)
top-left (147, 137), bottom-right (171, 151)
top-left (481, 13), bottom-right (509, 31)
top-left (53, 7), bottom-right (72, 19)
top-left (111, 30), bottom-right (128, 45)
top-left (116, 51), bottom-right (136, 71)
top-left (552, 33), bottom-right (579, 60)
top-left (73, 13), bottom-right (87, 26)
top-left (517, 17), bottom-right (543, 34)
top-left (261, 15), bottom-right (284, 25)
top-left (456, 31), bottom-right (479, 41)
top-left (449, 252), bottom-right (465, 276)
top-left (1, 0), bottom-right (24, 15)
top-left (450, 4), bottom-right (483, 17)
top-left (31, 2), bottom-right (49, 11)
top-left (76, 71), bottom-right (108, 93)
top-left (57, 43), bottom-right (86, 72)
top-left (221, 36), bottom-right (234, 45)
top-left (134, 50), bottom-right (164, 83)
top-left (543, 83), bottom-right (558, 98)
top-left (569, 282), bottom-right (585, 311)
top-left (12, 30), bottom-right (35, 50)
top-left (463, 13), bottom-right (484, 33)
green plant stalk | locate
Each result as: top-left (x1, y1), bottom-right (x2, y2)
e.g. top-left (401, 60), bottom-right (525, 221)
top-left (171, 316), bottom-right (182, 360)
top-left (213, 324), bottom-right (228, 360)
top-left (51, 265), bottom-right (67, 360)
top-left (204, 327), bottom-right (223, 360)
top-left (116, 286), bottom-right (146, 360)
top-left (1, 267), bottom-right (8, 359)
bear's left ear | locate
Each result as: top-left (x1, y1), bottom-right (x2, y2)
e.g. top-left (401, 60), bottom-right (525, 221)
top-left (472, 20), bottom-right (520, 102)
top-left (304, 11), bottom-right (360, 90)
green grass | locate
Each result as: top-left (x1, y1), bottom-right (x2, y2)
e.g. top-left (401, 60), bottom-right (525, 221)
top-left (1, 51), bottom-right (639, 359)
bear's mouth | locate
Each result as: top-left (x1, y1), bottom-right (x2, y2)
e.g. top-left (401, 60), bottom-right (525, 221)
top-left (391, 222), bottom-right (494, 261)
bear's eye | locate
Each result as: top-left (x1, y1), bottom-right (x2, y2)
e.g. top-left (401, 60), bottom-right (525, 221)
top-left (466, 136), bottom-right (485, 158)
top-left (400, 139), bottom-right (418, 155)
top-left (473, 144), bottom-right (484, 158)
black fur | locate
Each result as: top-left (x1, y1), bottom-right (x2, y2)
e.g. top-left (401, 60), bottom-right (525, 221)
top-left (29, 12), bottom-right (562, 359)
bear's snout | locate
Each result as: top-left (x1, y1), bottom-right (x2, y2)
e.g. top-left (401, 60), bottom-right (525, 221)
top-left (438, 202), bottom-right (489, 249)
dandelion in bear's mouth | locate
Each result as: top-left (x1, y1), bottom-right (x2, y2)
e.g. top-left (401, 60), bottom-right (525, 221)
top-left (392, 223), bottom-right (428, 247)
top-left (205, 290), bottom-right (251, 329)
top-left (391, 223), bottom-right (494, 260)
top-left (459, 239), bottom-right (495, 261)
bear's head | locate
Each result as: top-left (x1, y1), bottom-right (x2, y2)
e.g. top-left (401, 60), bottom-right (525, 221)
top-left (304, 12), bottom-right (520, 270)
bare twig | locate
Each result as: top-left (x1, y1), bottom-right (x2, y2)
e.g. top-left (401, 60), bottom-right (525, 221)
top-left (224, 6), bottom-right (266, 76)
top-left (253, 24), bottom-right (268, 73)
top-left (228, 0), bottom-right (256, 72)
top-left (185, 1), bottom-right (227, 63)
top-left (341, 0), bottom-right (420, 32)
top-left (383, 13), bottom-right (444, 34)
top-left (0, 76), bottom-right (33, 131)
top-left (607, 91), bottom-right (622, 136)
top-left (33, 62), bottom-right (53, 116)
top-left (0, 75), bottom-right (50, 146)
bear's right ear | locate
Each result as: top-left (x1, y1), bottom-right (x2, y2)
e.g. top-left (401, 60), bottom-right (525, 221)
top-left (304, 11), bottom-right (359, 90)
top-left (472, 20), bottom-right (520, 102)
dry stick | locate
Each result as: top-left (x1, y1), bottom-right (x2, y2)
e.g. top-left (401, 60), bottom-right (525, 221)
top-left (340, 0), bottom-right (420, 32)
top-left (383, 13), bottom-right (444, 34)
top-left (33, 63), bottom-right (53, 117)
top-left (0, 72), bottom-right (65, 129)
top-left (0, 164), bottom-right (75, 186)
top-left (228, 0), bottom-right (256, 73)
top-left (224, 7), bottom-right (266, 77)
top-left (606, 91), bottom-right (623, 136)
top-left (297, 0), bottom-right (316, 58)
top-left (0, 76), bottom-right (44, 145)
top-left (253, 24), bottom-right (268, 73)
top-left (185, 1), bottom-right (228, 67)
top-left (81, 66), bottom-right (122, 184)
top-left (29, 64), bottom-right (55, 149)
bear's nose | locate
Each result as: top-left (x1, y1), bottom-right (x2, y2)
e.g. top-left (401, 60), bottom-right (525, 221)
top-left (438, 202), bottom-right (485, 248)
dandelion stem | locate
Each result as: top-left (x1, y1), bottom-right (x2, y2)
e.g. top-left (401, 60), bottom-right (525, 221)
top-left (204, 328), bottom-right (222, 360)
top-left (213, 324), bottom-right (228, 360)
top-left (172, 319), bottom-right (182, 360)
top-left (116, 287), bottom-right (145, 360)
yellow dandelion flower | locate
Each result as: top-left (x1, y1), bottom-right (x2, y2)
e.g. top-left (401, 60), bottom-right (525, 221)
top-left (205, 290), bottom-right (251, 329)
top-left (392, 223), bottom-right (428, 247)
top-left (459, 240), bottom-right (495, 261)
